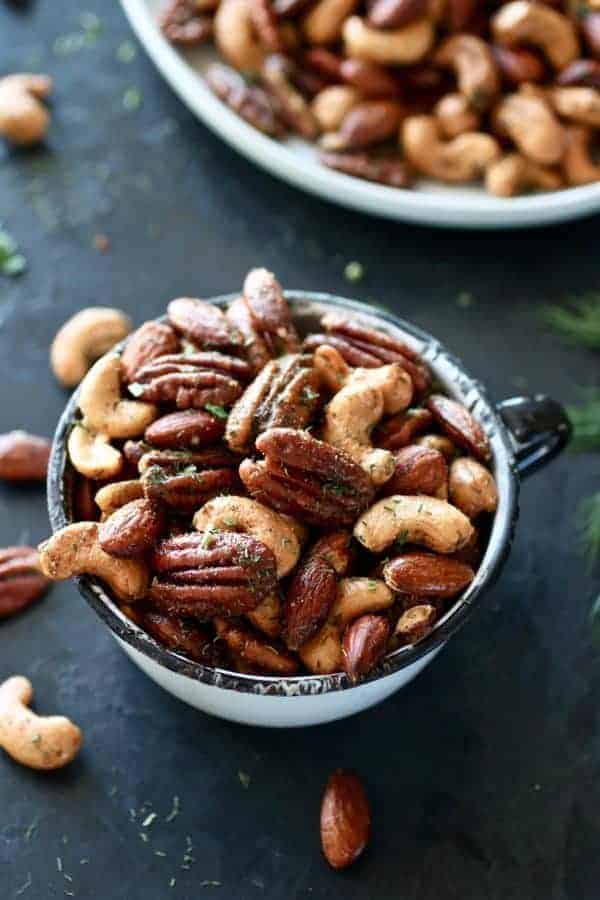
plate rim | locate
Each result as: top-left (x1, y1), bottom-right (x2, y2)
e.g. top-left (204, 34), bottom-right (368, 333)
top-left (120, 0), bottom-right (600, 229)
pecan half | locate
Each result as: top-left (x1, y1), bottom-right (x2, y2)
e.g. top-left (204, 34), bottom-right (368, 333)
top-left (206, 64), bottom-right (286, 137)
top-left (168, 297), bottom-right (243, 349)
top-left (319, 151), bottom-right (413, 188)
top-left (426, 394), bottom-right (491, 462)
top-left (240, 427), bottom-right (375, 527)
top-left (243, 268), bottom-right (300, 356)
top-left (143, 611), bottom-right (226, 665)
top-left (373, 407), bottom-right (433, 450)
top-left (129, 352), bottom-right (247, 410)
top-left (158, 0), bottom-right (214, 45)
top-left (383, 551), bottom-right (474, 598)
top-left (149, 532), bottom-right (277, 620)
top-left (226, 297), bottom-right (273, 375)
top-left (0, 547), bottom-right (50, 619)
top-left (225, 354), bottom-right (320, 453)
top-left (342, 613), bottom-right (390, 682)
top-left (145, 409), bottom-right (225, 449)
top-left (140, 447), bottom-right (240, 511)
top-left (0, 431), bottom-right (50, 482)
top-left (261, 55), bottom-right (320, 140)
top-left (381, 444), bottom-right (448, 497)
top-left (120, 321), bottom-right (180, 384)
top-left (98, 499), bottom-right (166, 558)
top-left (214, 617), bottom-right (299, 674)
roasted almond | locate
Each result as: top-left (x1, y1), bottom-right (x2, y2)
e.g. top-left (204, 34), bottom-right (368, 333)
top-left (426, 394), bottom-right (491, 462)
top-left (383, 551), bottom-right (474, 598)
top-left (145, 409), bottom-right (225, 449)
top-left (373, 407), bottom-right (433, 450)
top-left (120, 321), bottom-right (179, 384)
top-left (342, 614), bottom-right (390, 682)
top-left (395, 603), bottom-right (437, 643)
top-left (98, 499), bottom-right (165, 557)
top-left (0, 431), bottom-right (50, 482)
top-left (321, 770), bottom-right (371, 870)
top-left (283, 554), bottom-right (337, 650)
top-left (382, 444), bottom-right (448, 497)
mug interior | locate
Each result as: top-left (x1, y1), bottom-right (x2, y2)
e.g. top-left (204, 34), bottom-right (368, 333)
top-left (47, 292), bottom-right (520, 696)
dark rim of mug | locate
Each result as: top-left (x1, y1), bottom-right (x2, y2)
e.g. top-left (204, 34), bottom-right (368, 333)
top-left (47, 292), bottom-right (520, 697)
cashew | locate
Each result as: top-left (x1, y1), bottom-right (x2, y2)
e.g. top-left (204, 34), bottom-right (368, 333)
top-left (493, 93), bottom-right (566, 165)
top-left (492, 1), bottom-right (579, 70)
top-left (247, 591), bottom-right (282, 637)
top-left (323, 364), bottom-right (413, 485)
top-left (39, 522), bottom-right (151, 601)
top-left (298, 622), bottom-right (344, 674)
top-left (68, 424), bottom-right (123, 480)
top-left (343, 16), bottom-right (434, 66)
top-left (78, 354), bottom-right (157, 439)
top-left (329, 577), bottom-right (394, 627)
top-left (314, 344), bottom-right (351, 392)
top-left (402, 115), bottom-right (500, 182)
top-left (435, 93), bottom-right (481, 138)
top-left (51, 308), bottom-right (133, 388)
top-left (311, 85), bottom-right (362, 132)
top-left (0, 74), bottom-right (52, 146)
top-left (562, 125), bottom-right (600, 185)
top-left (193, 496), bottom-right (301, 577)
top-left (95, 480), bottom-right (144, 518)
top-left (354, 494), bottom-right (474, 554)
top-left (304, 0), bottom-right (360, 45)
top-left (434, 35), bottom-right (500, 111)
top-left (0, 676), bottom-right (82, 770)
top-left (448, 457), bottom-right (498, 519)
top-left (214, 0), bottom-right (265, 73)
top-left (550, 86), bottom-right (600, 127)
top-left (486, 152), bottom-right (563, 196)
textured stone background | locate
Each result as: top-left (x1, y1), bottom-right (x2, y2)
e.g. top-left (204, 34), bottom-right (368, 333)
top-left (1, 3), bottom-right (599, 898)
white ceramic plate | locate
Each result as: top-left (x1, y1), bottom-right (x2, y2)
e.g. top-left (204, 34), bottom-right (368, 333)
top-left (121, 0), bottom-right (600, 228)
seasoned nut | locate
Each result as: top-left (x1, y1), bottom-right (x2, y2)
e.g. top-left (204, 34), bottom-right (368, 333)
top-left (329, 576), bottom-right (394, 627)
top-left (168, 297), bottom-right (243, 349)
top-left (206, 63), bottom-right (285, 137)
top-left (492, 45), bottom-right (546, 86)
top-left (320, 151), bottom-right (414, 187)
top-left (342, 614), bottom-right (390, 681)
top-left (140, 447), bottom-right (239, 511)
top-left (214, 617), bottom-right (299, 674)
top-left (557, 59), bottom-right (600, 90)
top-left (373, 407), bottom-right (433, 450)
top-left (321, 100), bottom-right (404, 151)
top-left (383, 551), bottom-right (475, 598)
top-left (550, 86), bottom-right (600, 127)
top-left (261, 55), bottom-right (320, 139)
top-left (382, 444), bottom-right (448, 497)
top-left (426, 394), bottom-right (491, 462)
top-left (98, 499), bottom-right (165, 558)
top-left (0, 74), bottom-right (52, 146)
top-left (145, 409), bottom-right (226, 449)
top-left (310, 530), bottom-right (354, 575)
top-left (299, 621), bottom-right (344, 673)
top-left (343, 16), bottom-right (434, 67)
top-left (339, 58), bottom-right (403, 97)
top-left (312, 85), bottom-right (362, 132)
top-left (415, 433), bottom-right (458, 460)
top-left (448, 457), bottom-right (498, 519)
top-left (0, 431), bottom-right (50, 482)
top-left (354, 494), bottom-right (474, 554)
top-left (435, 93), bottom-right (481, 138)
top-left (491, 1), bottom-right (580, 71)
top-left (78, 353), bottom-right (158, 440)
top-left (284, 553), bottom-right (337, 649)
top-left (240, 427), bottom-right (375, 527)
top-left (149, 532), bottom-right (277, 620)
top-left (226, 354), bottom-right (320, 453)
top-left (321, 771), bottom-right (370, 870)
top-left (226, 296), bottom-right (273, 375)
top-left (303, 0), bottom-right (361, 45)
top-left (120, 321), bottom-right (179, 384)
top-left (434, 35), bottom-right (500, 111)
top-left (51, 307), bottom-right (133, 389)
top-left (0, 547), bottom-right (50, 619)
top-left (68, 424), bottom-right (123, 481)
top-left (243, 268), bottom-right (300, 356)
top-left (486, 152), bottom-right (563, 196)
top-left (368, 0), bottom-right (428, 30)
top-left (249, 0), bottom-right (286, 51)
top-left (214, 0), bottom-right (266, 74)
top-left (247, 590), bottom-right (282, 637)
top-left (562, 125), bottom-right (600, 185)
top-left (493, 92), bottom-right (565, 165)
top-left (95, 480), bottom-right (144, 518)
top-left (402, 115), bottom-right (500, 182)
top-left (395, 603), bottom-right (437, 642)
top-left (143, 612), bottom-right (226, 665)
top-left (128, 352), bottom-right (247, 410)
top-left (159, 0), bottom-right (213, 44)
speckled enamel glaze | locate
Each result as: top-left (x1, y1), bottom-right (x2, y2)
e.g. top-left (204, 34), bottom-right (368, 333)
top-left (47, 293), bottom-right (570, 727)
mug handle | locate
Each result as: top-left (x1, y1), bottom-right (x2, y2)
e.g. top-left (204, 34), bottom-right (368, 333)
top-left (496, 395), bottom-right (572, 479)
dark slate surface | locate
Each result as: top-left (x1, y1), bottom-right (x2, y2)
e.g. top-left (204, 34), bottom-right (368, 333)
top-left (1, 3), bottom-right (599, 898)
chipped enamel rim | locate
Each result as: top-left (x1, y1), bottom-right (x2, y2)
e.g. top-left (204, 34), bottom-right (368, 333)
top-left (48, 292), bottom-right (519, 697)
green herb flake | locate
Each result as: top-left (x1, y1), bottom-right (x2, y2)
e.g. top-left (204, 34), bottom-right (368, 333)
top-left (57, 858), bottom-right (63, 873)
top-left (80, 859), bottom-right (89, 866)
top-left (140, 832), bottom-right (149, 843)
top-left (170, 878), bottom-right (177, 889)
top-left (0, 227), bottom-right (27, 278)
top-left (15, 874), bottom-right (32, 896)
top-left (165, 795), bottom-right (180, 823)
top-left (200, 881), bottom-right (222, 888)
top-left (142, 812), bottom-right (157, 828)
top-left (568, 391), bottom-right (600, 453)
top-left (223, 517), bottom-right (237, 527)
top-left (123, 87), bottom-right (142, 112)
top-left (393, 529), bottom-right (409, 549)
top-left (204, 403), bottom-right (229, 421)
top-left (323, 480), bottom-right (351, 497)
top-left (154, 850), bottom-right (167, 858)
top-left (301, 386), bottom-right (319, 403)
top-left (238, 770), bottom-right (251, 789)
top-left (116, 41), bottom-right (137, 63)
top-left (367, 580), bottom-right (378, 592)
top-left (456, 291), bottom-right (474, 309)
top-left (542, 292), bottom-right (600, 349)
top-left (24, 820), bottom-right (38, 841)
top-left (31, 733), bottom-right (42, 746)
top-left (344, 261), bottom-right (364, 283)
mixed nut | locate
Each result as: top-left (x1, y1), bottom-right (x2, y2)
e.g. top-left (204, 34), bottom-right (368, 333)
top-left (39, 268), bottom-right (498, 683)
top-left (158, 0), bottom-right (600, 195)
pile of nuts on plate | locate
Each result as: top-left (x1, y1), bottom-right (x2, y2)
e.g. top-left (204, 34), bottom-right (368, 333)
top-left (38, 268), bottom-right (498, 683)
top-left (158, 0), bottom-right (600, 195)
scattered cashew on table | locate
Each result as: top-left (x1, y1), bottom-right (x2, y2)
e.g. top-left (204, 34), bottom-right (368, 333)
top-left (159, 0), bottom-right (600, 195)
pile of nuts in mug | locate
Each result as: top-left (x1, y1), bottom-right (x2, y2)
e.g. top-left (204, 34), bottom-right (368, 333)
top-left (38, 268), bottom-right (498, 682)
top-left (158, 0), bottom-right (600, 195)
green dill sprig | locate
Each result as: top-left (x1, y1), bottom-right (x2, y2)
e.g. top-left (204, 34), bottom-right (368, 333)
top-left (542, 292), bottom-right (600, 349)
top-left (568, 392), bottom-right (600, 453)
top-left (579, 492), bottom-right (600, 570)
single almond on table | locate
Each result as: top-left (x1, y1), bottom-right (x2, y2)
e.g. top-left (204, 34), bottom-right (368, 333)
top-left (321, 770), bottom-right (371, 870)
